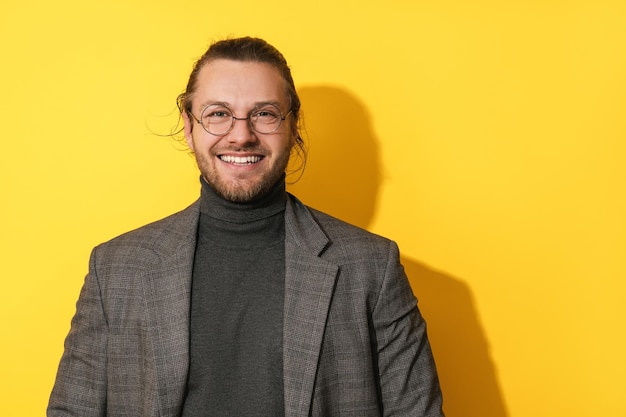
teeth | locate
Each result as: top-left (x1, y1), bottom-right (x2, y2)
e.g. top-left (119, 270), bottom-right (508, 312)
top-left (219, 155), bottom-right (262, 165)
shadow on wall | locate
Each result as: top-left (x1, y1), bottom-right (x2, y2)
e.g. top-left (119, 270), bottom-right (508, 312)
top-left (287, 85), bottom-right (381, 229)
top-left (288, 85), bottom-right (508, 417)
top-left (404, 259), bottom-right (509, 417)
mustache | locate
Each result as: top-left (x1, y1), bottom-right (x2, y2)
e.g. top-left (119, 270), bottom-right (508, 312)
top-left (216, 144), bottom-right (267, 153)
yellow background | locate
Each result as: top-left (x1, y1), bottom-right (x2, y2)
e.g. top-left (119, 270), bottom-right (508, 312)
top-left (1, 0), bottom-right (624, 416)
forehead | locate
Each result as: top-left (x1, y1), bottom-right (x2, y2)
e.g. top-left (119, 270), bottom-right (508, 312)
top-left (192, 59), bottom-right (288, 108)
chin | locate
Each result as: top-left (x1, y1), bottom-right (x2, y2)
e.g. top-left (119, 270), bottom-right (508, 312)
top-left (200, 161), bottom-right (287, 203)
top-left (212, 178), bottom-right (271, 203)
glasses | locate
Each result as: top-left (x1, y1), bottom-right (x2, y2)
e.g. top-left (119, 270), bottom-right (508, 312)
top-left (189, 103), bottom-right (292, 136)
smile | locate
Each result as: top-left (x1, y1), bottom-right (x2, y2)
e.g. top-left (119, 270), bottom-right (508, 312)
top-left (219, 155), bottom-right (263, 165)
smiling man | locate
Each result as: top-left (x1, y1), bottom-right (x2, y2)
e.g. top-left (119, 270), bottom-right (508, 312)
top-left (48, 37), bottom-right (444, 417)
top-left (182, 58), bottom-right (295, 203)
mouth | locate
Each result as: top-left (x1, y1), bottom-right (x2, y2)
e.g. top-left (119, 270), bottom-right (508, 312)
top-left (218, 155), bottom-right (263, 165)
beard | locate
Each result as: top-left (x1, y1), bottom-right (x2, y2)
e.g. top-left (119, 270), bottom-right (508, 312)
top-left (194, 145), bottom-right (291, 203)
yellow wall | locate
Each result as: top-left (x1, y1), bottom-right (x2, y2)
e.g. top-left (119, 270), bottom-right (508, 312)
top-left (1, 1), bottom-right (624, 415)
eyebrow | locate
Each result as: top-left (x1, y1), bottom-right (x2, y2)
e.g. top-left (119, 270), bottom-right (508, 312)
top-left (199, 100), bottom-right (286, 112)
top-left (199, 101), bottom-right (229, 110)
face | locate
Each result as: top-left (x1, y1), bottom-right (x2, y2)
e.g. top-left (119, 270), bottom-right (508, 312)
top-left (182, 59), bottom-right (296, 203)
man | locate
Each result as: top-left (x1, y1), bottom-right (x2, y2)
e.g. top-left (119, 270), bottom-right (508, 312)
top-left (48, 37), bottom-right (444, 417)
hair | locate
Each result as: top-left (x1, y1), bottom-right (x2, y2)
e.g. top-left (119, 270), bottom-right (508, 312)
top-left (177, 37), bottom-right (306, 177)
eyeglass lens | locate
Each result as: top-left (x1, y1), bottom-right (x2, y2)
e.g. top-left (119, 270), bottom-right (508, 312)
top-left (199, 103), bottom-right (285, 135)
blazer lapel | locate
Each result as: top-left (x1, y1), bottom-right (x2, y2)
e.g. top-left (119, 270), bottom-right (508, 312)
top-left (283, 196), bottom-right (339, 417)
top-left (138, 197), bottom-right (337, 416)
top-left (140, 203), bottom-right (199, 416)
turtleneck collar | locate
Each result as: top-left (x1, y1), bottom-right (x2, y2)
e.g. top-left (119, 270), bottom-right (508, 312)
top-left (198, 175), bottom-right (287, 224)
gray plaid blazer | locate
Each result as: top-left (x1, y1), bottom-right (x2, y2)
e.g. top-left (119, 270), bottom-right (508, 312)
top-left (48, 195), bottom-right (443, 416)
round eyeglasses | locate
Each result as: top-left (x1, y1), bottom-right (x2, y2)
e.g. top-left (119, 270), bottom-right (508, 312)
top-left (189, 103), bottom-right (293, 136)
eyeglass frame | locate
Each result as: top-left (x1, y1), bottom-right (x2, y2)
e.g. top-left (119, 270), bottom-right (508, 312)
top-left (187, 102), bottom-right (293, 136)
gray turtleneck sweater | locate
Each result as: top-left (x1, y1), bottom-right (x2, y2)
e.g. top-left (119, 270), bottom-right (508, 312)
top-left (181, 177), bottom-right (286, 417)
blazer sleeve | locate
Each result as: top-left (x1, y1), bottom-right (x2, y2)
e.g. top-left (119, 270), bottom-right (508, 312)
top-left (48, 247), bottom-right (107, 417)
top-left (373, 241), bottom-right (444, 417)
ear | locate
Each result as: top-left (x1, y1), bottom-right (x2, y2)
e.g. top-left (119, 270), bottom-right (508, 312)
top-left (181, 111), bottom-right (195, 151)
top-left (289, 119), bottom-right (298, 147)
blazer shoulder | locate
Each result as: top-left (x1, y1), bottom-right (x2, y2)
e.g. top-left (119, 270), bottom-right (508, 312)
top-left (94, 201), bottom-right (200, 262)
top-left (311, 207), bottom-right (386, 239)
top-left (289, 195), bottom-right (396, 258)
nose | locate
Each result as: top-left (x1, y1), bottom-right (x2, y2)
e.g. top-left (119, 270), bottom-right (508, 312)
top-left (226, 116), bottom-right (257, 146)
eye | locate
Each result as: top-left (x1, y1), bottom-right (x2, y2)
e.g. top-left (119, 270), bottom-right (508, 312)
top-left (202, 106), bottom-right (232, 122)
top-left (253, 106), bottom-right (280, 121)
